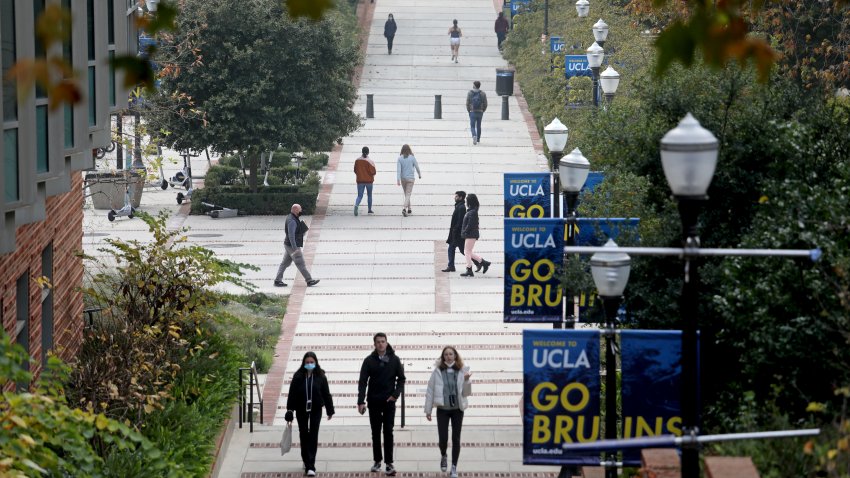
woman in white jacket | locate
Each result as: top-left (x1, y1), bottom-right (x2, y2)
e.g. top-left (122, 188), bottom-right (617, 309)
top-left (424, 346), bottom-right (472, 478)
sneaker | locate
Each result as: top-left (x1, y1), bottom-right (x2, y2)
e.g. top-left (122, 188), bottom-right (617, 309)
top-left (273, 280), bottom-right (287, 287)
top-left (306, 279), bottom-right (320, 287)
top-left (450, 465), bottom-right (458, 478)
top-left (472, 137), bottom-right (477, 145)
top-left (385, 464), bottom-right (396, 476)
top-left (354, 206), bottom-right (359, 216)
top-left (407, 208), bottom-right (412, 214)
top-left (368, 210), bottom-right (374, 214)
top-left (370, 461), bottom-right (382, 472)
top-left (402, 209), bottom-right (408, 217)
top-left (307, 470), bottom-right (316, 477)
top-left (454, 58), bottom-right (458, 63)
top-left (440, 455), bottom-right (448, 472)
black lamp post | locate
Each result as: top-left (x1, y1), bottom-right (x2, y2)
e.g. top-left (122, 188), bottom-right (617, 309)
top-left (590, 239), bottom-right (631, 478)
top-left (559, 147), bottom-right (590, 329)
top-left (544, 118), bottom-right (569, 220)
top-left (586, 42), bottom-right (604, 107)
top-left (660, 113), bottom-right (719, 478)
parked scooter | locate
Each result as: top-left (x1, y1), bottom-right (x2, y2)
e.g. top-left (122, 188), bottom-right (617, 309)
top-left (107, 181), bottom-right (135, 222)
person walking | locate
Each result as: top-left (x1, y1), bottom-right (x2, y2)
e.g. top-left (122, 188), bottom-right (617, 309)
top-left (448, 19), bottom-right (462, 63)
top-left (384, 14), bottom-right (397, 54)
top-left (274, 203), bottom-right (320, 287)
top-left (466, 81), bottom-right (488, 145)
top-left (460, 194), bottom-right (491, 277)
top-left (396, 144), bottom-right (421, 217)
top-left (424, 346), bottom-right (472, 478)
top-left (285, 352), bottom-right (335, 477)
top-left (354, 146), bottom-right (377, 216)
top-left (442, 191), bottom-right (466, 272)
top-left (357, 333), bottom-right (406, 476)
top-left (495, 12), bottom-right (509, 50)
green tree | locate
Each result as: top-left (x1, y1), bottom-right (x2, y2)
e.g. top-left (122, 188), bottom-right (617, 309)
top-left (145, 0), bottom-right (361, 191)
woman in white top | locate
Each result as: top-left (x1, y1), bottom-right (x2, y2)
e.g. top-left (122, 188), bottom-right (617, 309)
top-left (424, 346), bottom-right (472, 478)
top-left (396, 144), bottom-right (421, 217)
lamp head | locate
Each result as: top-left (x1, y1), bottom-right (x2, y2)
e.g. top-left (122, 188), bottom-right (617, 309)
top-left (599, 66), bottom-right (620, 94)
top-left (660, 113), bottom-right (719, 197)
top-left (575, 0), bottom-right (590, 18)
top-left (146, 0), bottom-right (158, 11)
top-left (592, 19), bottom-right (609, 43)
top-left (544, 118), bottom-right (569, 153)
top-left (586, 42), bottom-right (604, 68)
top-left (559, 148), bottom-right (590, 193)
top-left (590, 239), bottom-right (631, 297)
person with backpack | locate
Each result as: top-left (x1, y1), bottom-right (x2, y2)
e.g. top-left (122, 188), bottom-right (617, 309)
top-left (384, 14), bottom-right (397, 54)
top-left (448, 19), bottom-right (462, 63)
top-left (465, 81), bottom-right (488, 145)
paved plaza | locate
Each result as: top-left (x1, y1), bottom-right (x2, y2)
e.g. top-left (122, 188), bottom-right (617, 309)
top-left (83, 0), bottom-right (564, 476)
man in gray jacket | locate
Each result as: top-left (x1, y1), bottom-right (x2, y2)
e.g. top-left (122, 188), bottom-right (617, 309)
top-left (273, 203), bottom-right (320, 287)
top-left (465, 80), bottom-right (488, 145)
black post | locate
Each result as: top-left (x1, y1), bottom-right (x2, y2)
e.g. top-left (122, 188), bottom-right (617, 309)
top-left (551, 149), bottom-right (563, 330)
top-left (601, 296), bottom-right (621, 478)
top-left (564, 191), bottom-right (579, 329)
top-left (133, 111), bottom-right (143, 168)
top-left (238, 368), bottom-right (244, 429)
top-left (249, 370), bottom-right (254, 433)
top-left (677, 196), bottom-right (706, 478)
top-left (366, 94), bottom-right (374, 118)
top-left (501, 95), bottom-right (509, 120)
top-left (434, 94), bottom-right (442, 119)
top-left (591, 67), bottom-right (601, 108)
top-left (116, 114), bottom-right (123, 170)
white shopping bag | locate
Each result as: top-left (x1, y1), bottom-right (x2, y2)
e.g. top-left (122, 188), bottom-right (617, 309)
top-left (280, 424), bottom-right (292, 456)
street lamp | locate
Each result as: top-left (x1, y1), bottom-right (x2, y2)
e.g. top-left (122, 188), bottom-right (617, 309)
top-left (126, 0), bottom-right (158, 16)
top-left (590, 238), bottom-right (630, 478)
top-left (559, 148), bottom-right (590, 330)
top-left (544, 118), bottom-right (569, 220)
top-left (576, 0), bottom-right (590, 18)
top-left (586, 42), bottom-right (604, 107)
top-left (592, 18), bottom-right (609, 49)
top-left (660, 113), bottom-right (719, 478)
top-left (600, 66), bottom-right (620, 106)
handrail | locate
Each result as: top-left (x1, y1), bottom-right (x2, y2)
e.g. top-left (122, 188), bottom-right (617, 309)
top-left (238, 361), bottom-right (264, 432)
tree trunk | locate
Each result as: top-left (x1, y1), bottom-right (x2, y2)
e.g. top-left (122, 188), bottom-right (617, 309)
top-left (248, 149), bottom-right (259, 193)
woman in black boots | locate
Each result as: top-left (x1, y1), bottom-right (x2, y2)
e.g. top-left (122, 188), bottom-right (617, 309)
top-left (285, 352), bottom-right (335, 476)
top-left (460, 194), bottom-right (491, 277)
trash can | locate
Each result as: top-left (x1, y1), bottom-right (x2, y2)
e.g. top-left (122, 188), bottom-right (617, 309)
top-left (496, 68), bottom-right (515, 96)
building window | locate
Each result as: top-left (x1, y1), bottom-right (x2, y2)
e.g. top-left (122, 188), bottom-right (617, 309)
top-left (3, 128), bottom-right (18, 202)
top-left (41, 244), bottom-right (54, 367)
top-left (64, 105), bottom-right (74, 149)
top-left (34, 0), bottom-right (47, 99)
top-left (36, 106), bottom-right (48, 173)
top-left (1, 0), bottom-right (17, 122)
top-left (88, 66), bottom-right (96, 126)
top-left (87, 0), bottom-right (95, 61)
top-left (15, 272), bottom-right (29, 391)
top-left (62, 0), bottom-right (74, 149)
top-left (109, 51), bottom-right (116, 107)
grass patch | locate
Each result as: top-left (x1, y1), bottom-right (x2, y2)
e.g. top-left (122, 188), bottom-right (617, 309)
top-left (209, 292), bottom-right (286, 373)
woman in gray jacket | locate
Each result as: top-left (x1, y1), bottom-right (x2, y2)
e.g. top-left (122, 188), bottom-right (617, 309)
top-left (460, 194), bottom-right (491, 277)
top-left (424, 346), bottom-right (472, 478)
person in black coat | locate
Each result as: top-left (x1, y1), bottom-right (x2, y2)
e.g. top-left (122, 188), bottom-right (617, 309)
top-left (442, 191), bottom-right (467, 272)
top-left (460, 194), bottom-right (491, 277)
top-left (285, 352), bottom-right (335, 476)
top-left (357, 333), bottom-right (406, 476)
top-left (384, 14), bottom-right (397, 54)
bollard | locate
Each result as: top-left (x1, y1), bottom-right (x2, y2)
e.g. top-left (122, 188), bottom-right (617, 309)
top-left (366, 94), bottom-right (374, 118)
top-left (434, 94), bottom-right (442, 119)
top-left (501, 95), bottom-right (509, 120)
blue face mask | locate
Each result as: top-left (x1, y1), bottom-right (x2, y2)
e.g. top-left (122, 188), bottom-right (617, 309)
top-left (304, 363), bottom-right (316, 370)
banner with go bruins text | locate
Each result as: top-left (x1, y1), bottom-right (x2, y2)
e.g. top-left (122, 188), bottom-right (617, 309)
top-left (504, 218), bottom-right (564, 322)
top-left (504, 173), bottom-right (551, 218)
top-left (523, 329), bottom-right (601, 465)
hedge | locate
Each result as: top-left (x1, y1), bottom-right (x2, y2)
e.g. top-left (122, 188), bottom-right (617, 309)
top-left (190, 187), bottom-right (319, 215)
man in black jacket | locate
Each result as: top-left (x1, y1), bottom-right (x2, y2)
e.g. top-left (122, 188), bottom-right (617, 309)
top-left (442, 191), bottom-right (467, 272)
top-left (358, 333), bottom-right (406, 476)
top-left (273, 203), bottom-right (320, 287)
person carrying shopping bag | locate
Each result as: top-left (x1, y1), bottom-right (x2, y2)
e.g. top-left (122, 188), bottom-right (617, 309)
top-left (424, 346), bottom-right (472, 478)
top-left (285, 352), bottom-right (335, 477)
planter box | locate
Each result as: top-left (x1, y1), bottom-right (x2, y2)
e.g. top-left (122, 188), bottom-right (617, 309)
top-left (85, 171), bottom-right (144, 210)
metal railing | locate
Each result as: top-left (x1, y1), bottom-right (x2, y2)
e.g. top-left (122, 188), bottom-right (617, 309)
top-left (238, 361), bottom-right (264, 432)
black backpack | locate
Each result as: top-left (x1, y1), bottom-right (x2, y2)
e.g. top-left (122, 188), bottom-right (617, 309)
top-left (471, 90), bottom-right (482, 110)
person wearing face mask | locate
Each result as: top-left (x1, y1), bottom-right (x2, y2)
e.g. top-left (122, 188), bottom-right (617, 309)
top-left (274, 203), bottom-right (320, 287)
top-left (285, 351), bottom-right (335, 477)
top-left (424, 346), bottom-right (472, 478)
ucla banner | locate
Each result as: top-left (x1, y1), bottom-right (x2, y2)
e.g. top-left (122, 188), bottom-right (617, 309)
top-left (565, 55), bottom-right (592, 78)
top-left (504, 218), bottom-right (564, 322)
top-left (523, 330), bottom-right (601, 465)
top-left (504, 173), bottom-right (551, 218)
top-left (620, 330), bottom-right (683, 465)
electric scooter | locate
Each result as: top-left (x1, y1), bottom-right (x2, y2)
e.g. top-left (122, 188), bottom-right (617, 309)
top-left (107, 181), bottom-right (135, 222)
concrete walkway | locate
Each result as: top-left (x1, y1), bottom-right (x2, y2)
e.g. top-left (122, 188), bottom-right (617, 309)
top-left (83, 0), bottom-right (562, 475)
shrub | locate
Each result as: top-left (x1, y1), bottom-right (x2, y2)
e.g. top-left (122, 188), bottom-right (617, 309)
top-left (205, 165), bottom-right (242, 187)
top-left (190, 187), bottom-right (319, 215)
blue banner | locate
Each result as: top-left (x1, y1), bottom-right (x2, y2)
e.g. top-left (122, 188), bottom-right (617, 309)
top-left (510, 0), bottom-right (531, 16)
top-left (504, 218), bottom-right (564, 322)
top-left (584, 171), bottom-right (604, 193)
top-left (575, 217), bottom-right (640, 247)
top-left (504, 173), bottom-right (551, 218)
top-left (620, 331), bottom-right (683, 465)
top-left (565, 55), bottom-right (592, 78)
top-left (550, 36), bottom-right (565, 54)
top-left (523, 330), bottom-right (601, 465)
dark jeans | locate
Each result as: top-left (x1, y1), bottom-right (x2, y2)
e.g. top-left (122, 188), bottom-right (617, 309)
top-left (355, 183), bottom-right (373, 210)
top-left (437, 408), bottom-right (464, 466)
top-left (497, 32), bottom-right (506, 48)
top-left (447, 243), bottom-right (463, 268)
top-left (368, 400), bottom-right (396, 464)
top-left (296, 409), bottom-right (323, 471)
top-left (468, 111), bottom-right (483, 140)
top-left (387, 35), bottom-right (394, 52)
